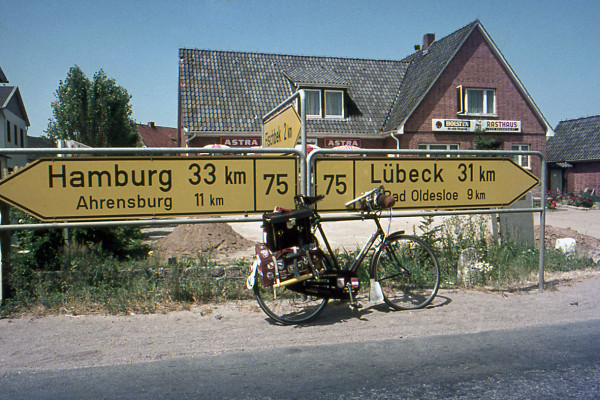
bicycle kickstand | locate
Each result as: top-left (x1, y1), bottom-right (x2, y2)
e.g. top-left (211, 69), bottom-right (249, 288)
top-left (346, 283), bottom-right (363, 309)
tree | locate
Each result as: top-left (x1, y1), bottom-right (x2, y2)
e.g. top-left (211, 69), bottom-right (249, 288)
top-left (472, 135), bottom-right (502, 150)
top-left (46, 66), bottom-right (138, 147)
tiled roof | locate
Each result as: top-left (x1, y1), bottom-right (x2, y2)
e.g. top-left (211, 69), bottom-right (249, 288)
top-left (547, 116), bottom-right (600, 162)
top-left (0, 86), bottom-right (30, 126)
top-left (384, 21), bottom-right (479, 131)
top-left (137, 123), bottom-right (178, 147)
top-left (0, 66), bottom-right (7, 83)
top-left (27, 135), bottom-right (55, 148)
top-left (0, 86), bottom-right (15, 108)
top-left (180, 20), bottom-right (546, 137)
top-left (282, 67), bottom-right (351, 87)
top-left (179, 49), bottom-right (408, 135)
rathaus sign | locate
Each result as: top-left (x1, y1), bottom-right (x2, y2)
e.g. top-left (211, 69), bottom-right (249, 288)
top-left (432, 119), bottom-right (521, 133)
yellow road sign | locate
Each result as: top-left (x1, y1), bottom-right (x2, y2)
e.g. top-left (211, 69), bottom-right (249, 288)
top-left (314, 157), bottom-right (539, 211)
top-left (262, 105), bottom-right (302, 148)
top-left (0, 157), bottom-right (298, 221)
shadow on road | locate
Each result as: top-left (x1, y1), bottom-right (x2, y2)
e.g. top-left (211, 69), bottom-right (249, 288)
top-left (265, 294), bottom-right (454, 327)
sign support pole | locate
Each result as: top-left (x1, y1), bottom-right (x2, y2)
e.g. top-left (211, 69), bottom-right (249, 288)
top-left (262, 89), bottom-right (308, 196)
top-left (0, 166), bottom-right (10, 305)
top-left (539, 158), bottom-right (547, 292)
top-left (299, 89), bottom-right (307, 196)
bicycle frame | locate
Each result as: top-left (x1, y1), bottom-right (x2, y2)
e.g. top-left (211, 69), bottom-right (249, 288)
top-left (311, 209), bottom-right (392, 276)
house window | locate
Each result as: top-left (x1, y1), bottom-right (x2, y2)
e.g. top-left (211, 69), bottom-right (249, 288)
top-left (303, 89), bottom-right (345, 118)
top-left (512, 144), bottom-right (530, 169)
top-left (14, 124), bottom-right (18, 146)
top-left (418, 143), bottom-right (459, 157)
top-left (305, 89), bottom-right (321, 117)
top-left (325, 90), bottom-right (343, 118)
top-left (20, 129), bottom-right (25, 147)
top-left (458, 87), bottom-right (496, 116)
top-left (6, 120), bottom-right (10, 143)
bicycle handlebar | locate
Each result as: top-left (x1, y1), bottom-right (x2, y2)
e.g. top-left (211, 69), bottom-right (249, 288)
top-left (345, 186), bottom-right (396, 210)
top-left (345, 186), bottom-right (382, 207)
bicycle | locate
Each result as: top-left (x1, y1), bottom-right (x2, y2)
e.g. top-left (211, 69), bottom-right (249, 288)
top-left (246, 186), bottom-right (440, 325)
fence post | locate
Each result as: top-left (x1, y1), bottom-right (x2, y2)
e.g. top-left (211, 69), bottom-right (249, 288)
top-left (0, 166), bottom-right (10, 304)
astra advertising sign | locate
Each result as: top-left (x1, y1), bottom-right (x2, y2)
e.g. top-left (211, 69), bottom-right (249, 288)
top-left (220, 137), bottom-right (261, 147)
top-left (323, 139), bottom-right (361, 148)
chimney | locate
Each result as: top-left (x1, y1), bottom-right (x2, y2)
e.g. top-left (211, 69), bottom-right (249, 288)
top-left (423, 33), bottom-right (435, 51)
top-left (148, 121), bottom-right (156, 128)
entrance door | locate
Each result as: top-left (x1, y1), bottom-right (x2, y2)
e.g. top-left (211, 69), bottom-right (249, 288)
top-left (549, 168), bottom-right (563, 193)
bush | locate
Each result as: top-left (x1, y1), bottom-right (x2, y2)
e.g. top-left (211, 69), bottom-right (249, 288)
top-left (546, 190), bottom-right (565, 209)
top-left (11, 209), bottom-right (150, 272)
top-left (436, 215), bottom-right (488, 285)
top-left (568, 192), bottom-right (594, 208)
top-left (419, 215), bottom-right (596, 288)
top-left (546, 190), bottom-right (598, 209)
top-left (13, 211), bottom-right (65, 271)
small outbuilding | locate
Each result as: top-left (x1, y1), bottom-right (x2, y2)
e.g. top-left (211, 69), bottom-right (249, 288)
top-left (547, 115), bottom-right (600, 195)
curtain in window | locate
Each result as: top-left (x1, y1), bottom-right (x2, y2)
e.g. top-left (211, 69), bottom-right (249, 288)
top-left (486, 90), bottom-right (495, 114)
top-left (467, 90), bottom-right (483, 114)
top-left (306, 91), bottom-right (320, 116)
top-left (325, 91), bottom-right (342, 116)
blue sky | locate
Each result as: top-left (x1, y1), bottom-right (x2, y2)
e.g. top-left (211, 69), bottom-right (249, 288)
top-left (2, 0), bottom-right (599, 137)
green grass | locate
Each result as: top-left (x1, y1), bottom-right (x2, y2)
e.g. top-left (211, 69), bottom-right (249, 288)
top-left (1, 251), bottom-right (253, 317)
top-left (2, 215), bottom-right (598, 317)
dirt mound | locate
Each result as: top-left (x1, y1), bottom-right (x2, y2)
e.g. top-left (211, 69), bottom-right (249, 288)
top-left (537, 225), bottom-right (600, 262)
top-left (153, 223), bottom-right (255, 262)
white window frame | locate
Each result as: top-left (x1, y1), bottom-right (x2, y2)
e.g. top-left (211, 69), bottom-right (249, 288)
top-left (305, 89), bottom-right (321, 118)
top-left (324, 90), bottom-right (344, 118)
top-left (512, 144), bottom-right (530, 169)
top-left (458, 87), bottom-right (496, 116)
top-left (418, 143), bottom-right (460, 157)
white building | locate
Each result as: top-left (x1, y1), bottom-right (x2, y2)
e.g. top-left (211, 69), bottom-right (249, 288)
top-left (0, 66), bottom-right (30, 171)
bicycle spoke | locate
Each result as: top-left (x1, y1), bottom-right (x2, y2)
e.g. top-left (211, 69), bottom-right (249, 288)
top-left (373, 234), bottom-right (440, 310)
top-left (254, 255), bottom-right (329, 325)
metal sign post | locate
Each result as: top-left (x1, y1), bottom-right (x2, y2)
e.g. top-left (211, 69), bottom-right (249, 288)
top-left (0, 145), bottom-right (547, 292)
top-left (262, 89), bottom-right (307, 195)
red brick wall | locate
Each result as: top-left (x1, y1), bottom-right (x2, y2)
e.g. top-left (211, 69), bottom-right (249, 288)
top-left (564, 162), bottom-right (600, 194)
top-left (403, 28), bottom-right (547, 178)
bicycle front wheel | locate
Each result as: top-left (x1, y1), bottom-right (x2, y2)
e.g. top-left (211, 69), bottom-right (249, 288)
top-left (371, 233), bottom-right (440, 310)
top-left (254, 269), bottom-right (328, 325)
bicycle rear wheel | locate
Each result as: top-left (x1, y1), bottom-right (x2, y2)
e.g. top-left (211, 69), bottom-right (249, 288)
top-left (254, 256), bottom-right (329, 325)
top-left (371, 233), bottom-right (440, 310)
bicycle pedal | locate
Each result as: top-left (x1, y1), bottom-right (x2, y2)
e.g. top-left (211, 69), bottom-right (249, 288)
top-left (350, 302), bottom-right (363, 309)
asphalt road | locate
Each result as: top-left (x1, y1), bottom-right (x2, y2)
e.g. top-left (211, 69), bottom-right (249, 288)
top-left (3, 319), bottom-right (599, 399)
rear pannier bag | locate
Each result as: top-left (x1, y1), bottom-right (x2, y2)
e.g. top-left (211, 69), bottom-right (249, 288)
top-left (255, 243), bottom-right (318, 287)
top-left (255, 243), bottom-right (276, 287)
top-left (262, 209), bottom-right (313, 252)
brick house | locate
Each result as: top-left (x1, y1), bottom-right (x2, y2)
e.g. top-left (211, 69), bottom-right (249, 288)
top-left (547, 116), bottom-right (600, 195)
top-left (137, 122), bottom-right (178, 148)
top-left (178, 20), bottom-right (552, 178)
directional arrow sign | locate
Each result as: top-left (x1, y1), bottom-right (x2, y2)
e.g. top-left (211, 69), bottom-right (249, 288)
top-left (262, 104), bottom-right (302, 148)
top-left (0, 157), bottom-right (298, 221)
top-left (314, 157), bottom-right (539, 211)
